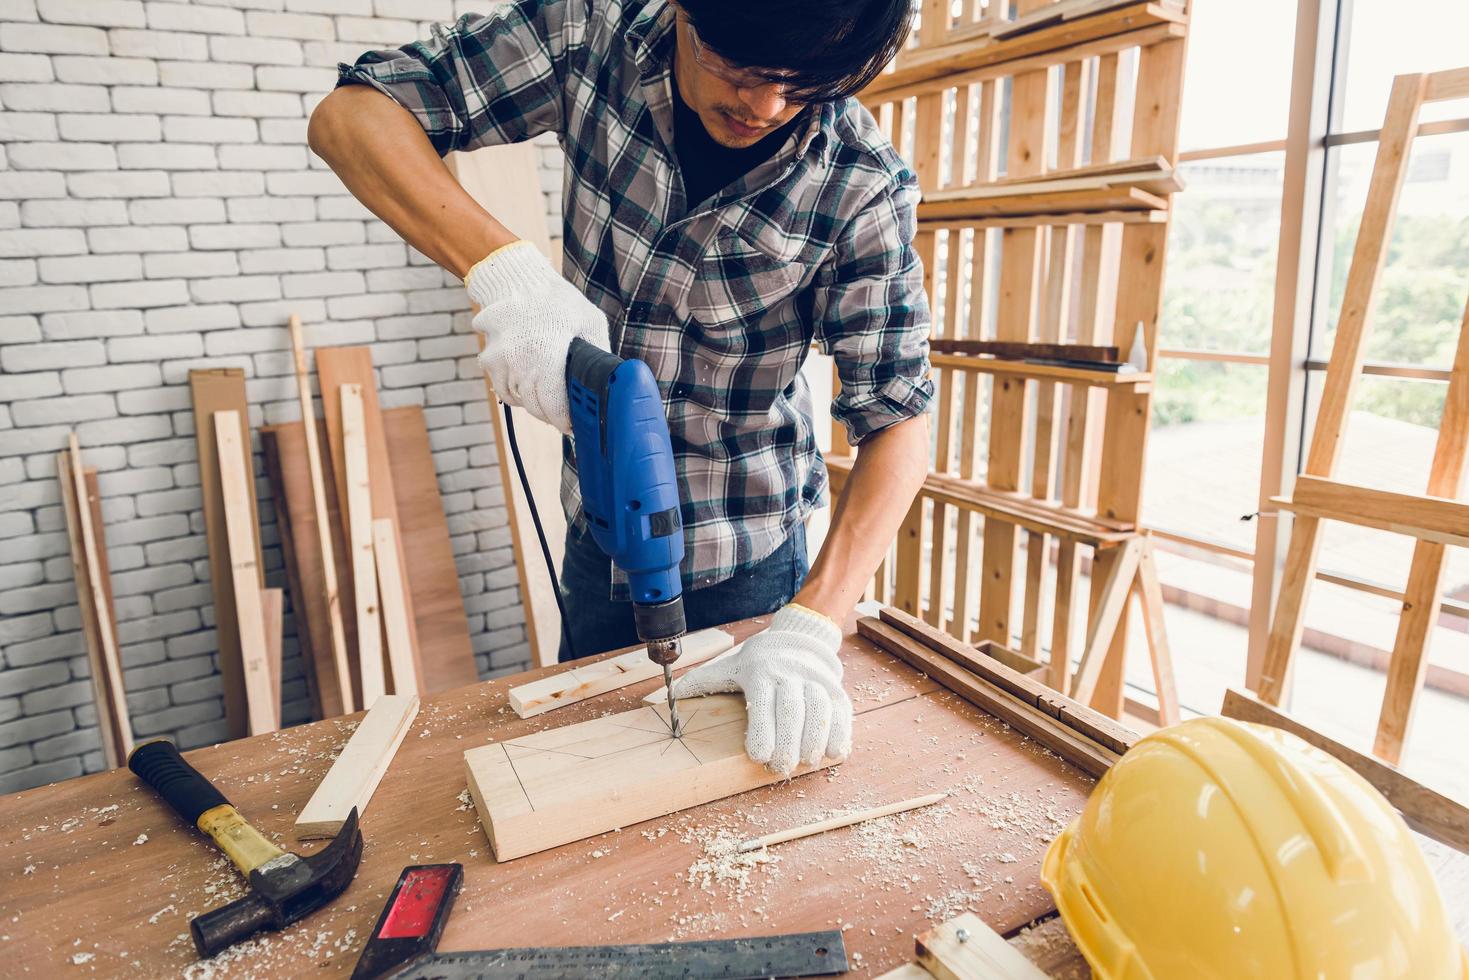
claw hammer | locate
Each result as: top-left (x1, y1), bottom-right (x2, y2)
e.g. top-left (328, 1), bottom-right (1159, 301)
top-left (129, 740), bottom-right (364, 958)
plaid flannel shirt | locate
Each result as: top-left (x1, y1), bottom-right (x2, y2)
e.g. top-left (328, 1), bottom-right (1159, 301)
top-left (339, 0), bottom-right (932, 593)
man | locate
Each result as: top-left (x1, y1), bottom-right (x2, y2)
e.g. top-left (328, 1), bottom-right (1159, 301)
top-left (309, 0), bottom-right (932, 777)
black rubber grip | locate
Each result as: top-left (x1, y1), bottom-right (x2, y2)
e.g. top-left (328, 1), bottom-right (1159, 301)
top-left (128, 739), bottom-right (229, 827)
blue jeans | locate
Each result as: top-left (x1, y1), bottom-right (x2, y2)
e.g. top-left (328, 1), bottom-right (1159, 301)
top-left (557, 522), bottom-right (809, 662)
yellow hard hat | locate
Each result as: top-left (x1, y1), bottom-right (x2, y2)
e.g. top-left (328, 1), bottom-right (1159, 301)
top-left (1041, 716), bottom-right (1466, 979)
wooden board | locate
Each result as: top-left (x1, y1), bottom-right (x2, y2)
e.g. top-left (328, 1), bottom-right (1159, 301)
top-left (448, 142), bottom-right (567, 670)
top-left (56, 450), bottom-right (131, 767)
top-left (930, 339), bottom-right (1120, 364)
top-left (317, 347), bottom-right (426, 686)
top-left (917, 912), bottom-right (1049, 980)
top-left (469, 694), bottom-right (843, 860)
top-left (260, 422), bottom-right (360, 718)
top-left (262, 587), bottom-right (283, 730)
top-left (372, 517), bottom-right (419, 696)
top-left (189, 368), bottom-right (262, 739)
top-left (289, 314), bottom-right (355, 714)
top-left (507, 628), bottom-right (736, 718)
top-left (214, 411), bottom-right (278, 736)
top-left (340, 384), bottom-right (384, 705)
top-left (380, 407), bottom-right (477, 692)
top-left (294, 694), bottom-right (420, 840)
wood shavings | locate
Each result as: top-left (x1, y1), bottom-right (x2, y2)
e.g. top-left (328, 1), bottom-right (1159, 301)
top-left (133, 834), bottom-right (148, 846)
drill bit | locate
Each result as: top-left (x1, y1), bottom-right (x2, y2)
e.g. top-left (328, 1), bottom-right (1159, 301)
top-left (647, 637), bottom-right (683, 738)
top-left (662, 663), bottom-right (680, 738)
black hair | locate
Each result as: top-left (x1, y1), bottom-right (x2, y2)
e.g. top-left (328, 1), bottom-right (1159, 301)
top-left (677, 0), bottom-right (914, 103)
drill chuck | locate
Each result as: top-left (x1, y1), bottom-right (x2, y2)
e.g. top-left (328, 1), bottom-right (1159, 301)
top-left (633, 595), bottom-right (685, 657)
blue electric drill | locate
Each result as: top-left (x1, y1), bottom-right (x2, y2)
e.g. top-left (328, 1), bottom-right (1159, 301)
top-left (565, 337), bottom-right (686, 735)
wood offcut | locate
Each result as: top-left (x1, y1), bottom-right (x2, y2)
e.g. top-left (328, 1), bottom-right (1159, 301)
top-left (507, 628), bottom-right (735, 718)
top-left (295, 694), bottom-right (420, 839)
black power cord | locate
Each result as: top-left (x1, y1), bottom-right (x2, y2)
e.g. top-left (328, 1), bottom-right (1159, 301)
top-left (501, 403), bottom-right (577, 661)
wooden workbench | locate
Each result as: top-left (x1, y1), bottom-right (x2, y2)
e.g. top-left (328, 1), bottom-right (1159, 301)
top-left (0, 613), bottom-right (1096, 977)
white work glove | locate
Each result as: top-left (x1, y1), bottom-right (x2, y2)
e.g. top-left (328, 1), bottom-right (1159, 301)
top-left (669, 604), bottom-right (853, 777)
top-left (464, 241), bottom-right (611, 434)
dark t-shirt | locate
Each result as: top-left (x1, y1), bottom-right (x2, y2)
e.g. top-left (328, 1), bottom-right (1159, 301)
top-left (671, 77), bottom-right (802, 209)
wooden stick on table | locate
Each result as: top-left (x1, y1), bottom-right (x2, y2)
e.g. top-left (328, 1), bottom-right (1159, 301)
top-left (341, 383), bottom-right (384, 704)
top-left (372, 516), bottom-right (418, 696)
top-left (213, 411), bottom-right (279, 735)
top-left (736, 793), bottom-right (949, 853)
top-left (288, 314), bottom-right (355, 714)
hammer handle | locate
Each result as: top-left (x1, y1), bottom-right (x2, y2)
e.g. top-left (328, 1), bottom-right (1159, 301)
top-left (129, 739), bottom-right (229, 827)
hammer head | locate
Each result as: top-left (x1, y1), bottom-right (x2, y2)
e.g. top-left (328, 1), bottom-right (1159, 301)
top-left (190, 808), bottom-right (363, 958)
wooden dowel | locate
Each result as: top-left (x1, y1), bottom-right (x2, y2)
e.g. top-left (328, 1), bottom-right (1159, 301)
top-left (289, 314), bottom-right (356, 714)
top-left (736, 793), bottom-right (949, 853)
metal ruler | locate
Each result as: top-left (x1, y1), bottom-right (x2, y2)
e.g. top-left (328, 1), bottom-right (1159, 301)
top-left (398, 933), bottom-right (848, 979)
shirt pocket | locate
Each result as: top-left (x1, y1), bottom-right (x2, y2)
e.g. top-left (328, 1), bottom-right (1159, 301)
top-left (685, 226), bottom-right (808, 331)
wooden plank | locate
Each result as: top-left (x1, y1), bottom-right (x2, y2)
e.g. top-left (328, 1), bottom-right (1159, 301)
top-left (867, 3), bottom-right (1185, 100)
top-left (1256, 513), bottom-right (1324, 704)
top-left (930, 339), bottom-right (1120, 363)
top-left (81, 467), bottom-right (127, 762)
top-left (977, 47), bottom-right (1051, 648)
top-left (260, 421), bottom-right (359, 718)
top-left (1222, 688), bottom-right (1469, 854)
top-left (508, 628), bottom-right (735, 718)
top-left (449, 144), bottom-right (566, 668)
top-left (1070, 535), bottom-right (1142, 706)
top-left (1423, 65), bottom-right (1469, 103)
top-left (56, 447), bottom-right (131, 767)
top-left (340, 383), bottom-right (385, 705)
top-left (213, 411), bottom-right (278, 736)
top-left (917, 912), bottom-right (1048, 980)
top-left (466, 694), bottom-right (847, 861)
top-left (920, 208), bottom-right (1169, 234)
top-left (857, 617), bottom-right (1119, 778)
top-left (189, 368), bottom-right (262, 739)
top-left (289, 314), bottom-right (354, 713)
top-left (1276, 475), bottom-right (1469, 549)
top-left (918, 184), bottom-right (1168, 221)
top-left (295, 694), bottom-right (420, 839)
top-left (260, 432), bottom-right (320, 715)
top-left (930, 352), bottom-right (1148, 386)
top-left (381, 407), bottom-right (478, 692)
top-left (262, 586), bottom-right (283, 730)
top-left (1305, 76), bottom-right (1426, 477)
top-left (372, 517), bottom-right (418, 697)
top-left (1133, 537), bottom-right (1179, 725)
top-left (1374, 303), bottom-right (1469, 762)
top-left (879, 606), bottom-right (1137, 755)
top-left (317, 347), bottom-right (426, 685)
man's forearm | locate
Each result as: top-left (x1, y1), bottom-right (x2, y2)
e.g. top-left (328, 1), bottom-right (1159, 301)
top-left (794, 413), bottom-right (930, 623)
top-left (308, 85), bottom-right (516, 278)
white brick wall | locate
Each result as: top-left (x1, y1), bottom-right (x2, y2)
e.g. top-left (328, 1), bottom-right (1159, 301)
top-left (0, 0), bottom-right (566, 794)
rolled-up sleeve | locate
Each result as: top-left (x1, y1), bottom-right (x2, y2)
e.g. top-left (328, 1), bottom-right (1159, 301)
top-left (336, 0), bottom-right (587, 156)
top-left (812, 172), bottom-right (933, 443)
